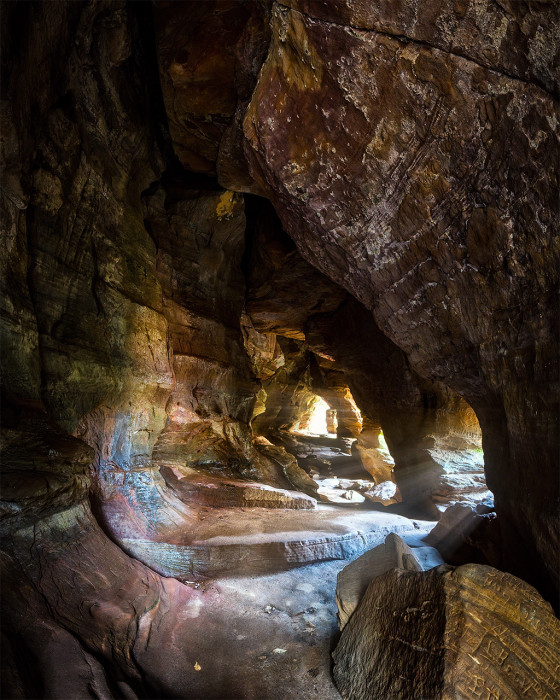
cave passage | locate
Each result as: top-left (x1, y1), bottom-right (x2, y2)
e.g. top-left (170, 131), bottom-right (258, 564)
top-left (1, 1), bottom-right (558, 698)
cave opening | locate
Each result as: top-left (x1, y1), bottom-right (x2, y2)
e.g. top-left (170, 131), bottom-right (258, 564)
top-left (1, 1), bottom-right (558, 698)
top-left (292, 395), bottom-right (334, 437)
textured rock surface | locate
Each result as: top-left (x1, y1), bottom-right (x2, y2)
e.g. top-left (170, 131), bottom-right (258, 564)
top-left (352, 421), bottom-right (394, 485)
top-left (333, 564), bottom-right (560, 700)
top-left (250, 337), bottom-right (317, 436)
top-left (161, 464), bottom-right (315, 509)
top-left (109, 505), bottom-right (431, 580)
top-left (244, 0), bottom-right (560, 600)
top-left (144, 178), bottom-right (299, 492)
top-left (154, 0), bottom-right (269, 186)
top-left (336, 533), bottom-right (427, 630)
top-left (426, 503), bottom-right (501, 568)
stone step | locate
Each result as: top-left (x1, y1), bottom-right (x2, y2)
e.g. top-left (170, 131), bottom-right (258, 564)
top-left (117, 506), bottom-right (434, 580)
top-left (161, 464), bottom-right (316, 510)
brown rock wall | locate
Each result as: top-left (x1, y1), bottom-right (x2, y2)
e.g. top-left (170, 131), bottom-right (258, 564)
top-left (244, 1), bottom-right (559, 599)
top-left (1, 1), bottom-right (174, 479)
top-left (154, 0), bottom-right (270, 192)
top-left (284, 0), bottom-right (560, 95)
top-left (246, 200), bottom-right (484, 513)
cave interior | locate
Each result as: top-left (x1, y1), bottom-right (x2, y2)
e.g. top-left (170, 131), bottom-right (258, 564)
top-left (1, 1), bottom-right (559, 699)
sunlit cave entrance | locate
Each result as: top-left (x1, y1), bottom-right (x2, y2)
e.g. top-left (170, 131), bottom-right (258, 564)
top-left (293, 395), bottom-right (336, 437)
top-left (3, 1), bottom-right (558, 698)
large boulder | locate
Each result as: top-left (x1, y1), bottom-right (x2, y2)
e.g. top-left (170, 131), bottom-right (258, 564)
top-left (425, 503), bottom-right (501, 566)
top-left (333, 564), bottom-right (560, 700)
top-left (335, 533), bottom-right (443, 629)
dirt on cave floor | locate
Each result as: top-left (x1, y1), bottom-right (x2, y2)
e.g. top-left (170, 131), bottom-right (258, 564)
top-left (160, 433), bottom-right (492, 698)
top-left (150, 524), bottom-right (433, 699)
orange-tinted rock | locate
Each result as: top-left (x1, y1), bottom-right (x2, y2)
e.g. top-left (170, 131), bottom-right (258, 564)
top-left (251, 337), bottom-right (317, 436)
top-left (246, 203), bottom-right (475, 515)
top-left (241, 312), bottom-right (285, 381)
top-left (144, 180), bottom-right (291, 489)
top-left (352, 421), bottom-right (395, 485)
top-left (161, 464), bottom-right (315, 509)
top-left (313, 364), bottom-right (362, 438)
top-left (255, 441), bottom-right (319, 498)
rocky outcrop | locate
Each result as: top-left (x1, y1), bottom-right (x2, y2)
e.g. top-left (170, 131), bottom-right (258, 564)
top-left (335, 533), bottom-right (444, 629)
top-left (333, 564), bottom-right (560, 700)
top-left (254, 440), bottom-right (319, 497)
top-left (245, 200), bottom-right (347, 339)
top-left (244, 0), bottom-right (560, 600)
top-left (161, 464), bottom-right (315, 509)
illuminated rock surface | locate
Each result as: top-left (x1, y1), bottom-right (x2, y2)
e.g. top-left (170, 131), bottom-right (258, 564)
top-left (243, 0), bottom-right (559, 601)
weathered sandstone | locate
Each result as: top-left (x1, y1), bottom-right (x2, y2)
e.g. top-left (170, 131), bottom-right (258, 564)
top-left (333, 564), bottom-right (560, 700)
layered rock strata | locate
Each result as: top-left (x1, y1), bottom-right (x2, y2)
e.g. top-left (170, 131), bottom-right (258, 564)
top-left (333, 564), bottom-right (560, 700)
top-left (246, 202), bottom-right (486, 517)
top-left (1, 0), bottom-right (558, 695)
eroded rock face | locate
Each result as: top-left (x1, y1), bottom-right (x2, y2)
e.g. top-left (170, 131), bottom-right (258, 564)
top-left (251, 337), bottom-right (318, 436)
top-left (2, 2), bottom-right (172, 471)
top-left (244, 0), bottom-right (559, 599)
top-left (245, 199), bottom-right (347, 340)
top-left (144, 179), bottom-right (290, 489)
top-left (312, 362), bottom-right (362, 439)
top-left (1, 1), bottom-right (558, 695)
top-left (333, 564), bottom-right (560, 700)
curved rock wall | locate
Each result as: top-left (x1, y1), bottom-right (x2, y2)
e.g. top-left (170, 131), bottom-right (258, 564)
top-left (1, 4), bottom-right (558, 693)
top-left (1, 2), bottom-right (181, 541)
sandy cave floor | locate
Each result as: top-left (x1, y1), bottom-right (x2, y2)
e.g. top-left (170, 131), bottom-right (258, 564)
top-left (147, 524), bottom-right (434, 700)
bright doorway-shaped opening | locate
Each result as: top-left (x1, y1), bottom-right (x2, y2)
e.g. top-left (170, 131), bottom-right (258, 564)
top-left (307, 396), bottom-right (331, 436)
top-left (295, 395), bottom-right (336, 437)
